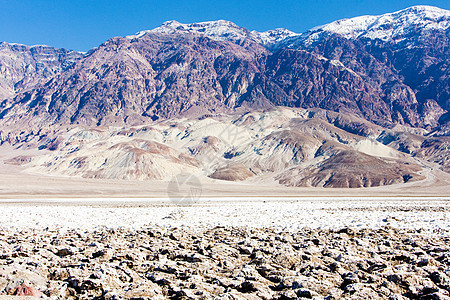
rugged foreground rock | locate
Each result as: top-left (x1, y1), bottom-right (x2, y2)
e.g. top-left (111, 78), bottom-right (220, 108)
top-left (0, 226), bottom-right (449, 299)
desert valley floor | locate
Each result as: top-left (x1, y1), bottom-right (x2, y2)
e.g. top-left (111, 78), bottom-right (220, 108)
top-left (0, 144), bottom-right (450, 299)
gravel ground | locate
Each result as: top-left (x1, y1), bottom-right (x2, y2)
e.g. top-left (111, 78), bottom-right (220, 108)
top-left (1, 226), bottom-right (450, 299)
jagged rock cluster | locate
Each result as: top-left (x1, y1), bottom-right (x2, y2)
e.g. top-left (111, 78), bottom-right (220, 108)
top-left (1, 226), bottom-right (449, 299)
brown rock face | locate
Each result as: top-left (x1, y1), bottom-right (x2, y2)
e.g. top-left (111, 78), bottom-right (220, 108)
top-left (286, 28), bottom-right (450, 129)
top-left (367, 29), bottom-right (450, 114)
top-left (1, 34), bottom-right (265, 127)
top-left (0, 35), bottom-right (424, 129)
top-left (0, 42), bottom-right (82, 100)
top-left (258, 49), bottom-right (406, 127)
top-left (0, 13), bottom-right (448, 131)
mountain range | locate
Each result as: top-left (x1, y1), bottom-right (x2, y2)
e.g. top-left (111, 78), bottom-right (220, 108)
top-left (0, 5), bottom-right (449, 188)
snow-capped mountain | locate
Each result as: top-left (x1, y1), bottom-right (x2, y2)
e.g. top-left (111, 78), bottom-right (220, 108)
top-left (128, 6), bottom-right (449, 50)
top-left (1, 5), bottom-right (449, 132)
top-left (127, 20), bottom-right (298, 46)
top-left (282, 5), bottom-right (450, 47)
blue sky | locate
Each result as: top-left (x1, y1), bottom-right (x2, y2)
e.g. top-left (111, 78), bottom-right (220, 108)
top-left (1, 0), bottom-right (449, 51)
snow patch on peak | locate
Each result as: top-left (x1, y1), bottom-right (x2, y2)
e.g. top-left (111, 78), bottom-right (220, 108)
top-left (127, 20), bottom-right (249, 43)
top-left (254, 28), bottom-right (299, 45)
top-left (302, 5), bottom-right (450, 43)
top-left (155, 20), bottom-right (242, 35)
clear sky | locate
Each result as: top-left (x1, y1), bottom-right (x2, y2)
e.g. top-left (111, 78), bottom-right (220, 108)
top-left (1, 0), bottom-right (449, 52)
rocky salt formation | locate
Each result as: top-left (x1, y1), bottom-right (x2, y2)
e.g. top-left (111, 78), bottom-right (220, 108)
top-left (0, 226), bottom-right (449, 299)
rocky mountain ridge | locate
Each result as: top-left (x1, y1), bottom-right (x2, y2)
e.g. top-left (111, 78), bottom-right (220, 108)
top-left (128, 20), bottom-right (298, 46)
top-left (0, 42), bottom-right (83, 101)
top-left (290, 5), bottom-right (450, 45)
top-left (277, 5), bottom-right (450, 131)
top-left (0, 6), bottom-right (449, 188)
top-left (1, 6), bottom-right (448, 133)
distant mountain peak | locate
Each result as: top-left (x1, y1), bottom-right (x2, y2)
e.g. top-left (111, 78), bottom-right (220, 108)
top-left (126, 20), bottom-right (298, 46)
top-left (1, 5), bottom-right (449, 138)
top-left (399, 5), bottom-right (449, 14)
top-left (0, 41), bottom-right (83, 53)
top-left (125, 5), bottom-right (449, 48)
top-left (300, 5), bottom-right (450, 44)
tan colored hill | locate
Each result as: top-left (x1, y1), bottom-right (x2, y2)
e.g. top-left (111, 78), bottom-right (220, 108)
top-left (3, 107), bottom-right (444, 189)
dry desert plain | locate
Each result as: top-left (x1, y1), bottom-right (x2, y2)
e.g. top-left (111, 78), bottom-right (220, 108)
top-left (0, 144), bottom-right (449, 299)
